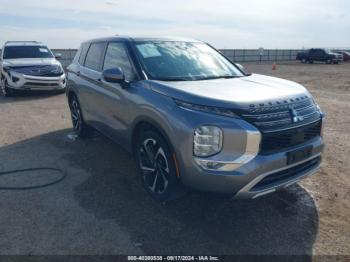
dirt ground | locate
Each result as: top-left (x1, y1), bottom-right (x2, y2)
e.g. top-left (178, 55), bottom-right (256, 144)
top-left (0, 61), bottom-right (349, 257)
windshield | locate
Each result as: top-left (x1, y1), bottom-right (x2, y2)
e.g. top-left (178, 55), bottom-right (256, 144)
top-left (324, 49), bottom-right (335, 54)
top-left (3, 46), bottom-right (54, 59)
top-left (133, 41), bottom-right (244, 81)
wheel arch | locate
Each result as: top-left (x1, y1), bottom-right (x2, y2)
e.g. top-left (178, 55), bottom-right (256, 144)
top-left (67, 89), bottom-right (77, 103)
top-left (131, 117), bottom-right (175, 158)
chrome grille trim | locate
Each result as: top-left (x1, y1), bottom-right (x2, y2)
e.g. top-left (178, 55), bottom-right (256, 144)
top-left (11, 65), bottom-right (64, 77)
top-left (239, 97), bottom-right (321, 133)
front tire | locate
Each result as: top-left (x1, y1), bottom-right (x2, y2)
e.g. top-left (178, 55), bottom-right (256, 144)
top-left (1, 78), bottom-right (13, 97)
top-left (68, 95), bottom-right (93, 138)
top-left (135, 129), bottom-right (182, 202)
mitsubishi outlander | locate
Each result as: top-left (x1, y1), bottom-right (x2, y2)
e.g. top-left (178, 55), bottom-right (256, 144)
top-left (66, 36), bottom-right (324, 201)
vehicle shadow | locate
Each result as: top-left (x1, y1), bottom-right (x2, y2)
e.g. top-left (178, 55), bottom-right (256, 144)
top-left (67, 132), bottom-right (318, 256)
top-left (0, 129), bottom-right (319, 256)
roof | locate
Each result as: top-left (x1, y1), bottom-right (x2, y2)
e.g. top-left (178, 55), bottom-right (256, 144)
top-left (83, 35), bottom-right (202, 44)
top-left (4, 41), bottom-right (45, 47)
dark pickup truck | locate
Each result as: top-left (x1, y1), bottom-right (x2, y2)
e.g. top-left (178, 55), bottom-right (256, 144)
top-left (296, 48), bottom-right (343, 64)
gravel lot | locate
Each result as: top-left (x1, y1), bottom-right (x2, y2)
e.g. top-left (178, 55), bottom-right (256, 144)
top-left (0, 62), bottom-right (349, 256)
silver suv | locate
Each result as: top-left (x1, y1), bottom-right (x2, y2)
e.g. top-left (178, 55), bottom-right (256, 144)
top-left (67, 36), bottom-right (324, 201)
top-left (0, 41), bottom-right (66, 97)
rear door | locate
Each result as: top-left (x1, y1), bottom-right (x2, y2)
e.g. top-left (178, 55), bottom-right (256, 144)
top-left (67, 42), bottom-right (89, 108)
top-left (78, 42), bottom-right (107, 127)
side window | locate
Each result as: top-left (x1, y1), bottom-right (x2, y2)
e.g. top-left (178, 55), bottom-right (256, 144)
top-left (84, 42), bottom-right (106, 71)
top-left (103, 42), bottom-right (136, 81)
top-left (316, 49), bottom-right (323, 55)
top-left (78, 43), bottom-right (89, 65)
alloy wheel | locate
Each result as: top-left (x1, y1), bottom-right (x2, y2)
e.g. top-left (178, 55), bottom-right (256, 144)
top-left (70, 99), bottom-right (82, 132)
top-left (139, 138), bottom-right (170, 194)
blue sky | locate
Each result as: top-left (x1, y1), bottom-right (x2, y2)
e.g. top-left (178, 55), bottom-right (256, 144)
top-left (0, 0), bottom-right (349, 49)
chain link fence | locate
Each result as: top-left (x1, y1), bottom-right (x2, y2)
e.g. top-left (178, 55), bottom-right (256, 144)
top-left (1, 48), bottom-right (349, 67)
top-left (218, 49), bottom-right (304, 62)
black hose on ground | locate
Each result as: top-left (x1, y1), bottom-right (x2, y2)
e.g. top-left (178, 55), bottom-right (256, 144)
top-left (0, 168), bottom-right (66, 190)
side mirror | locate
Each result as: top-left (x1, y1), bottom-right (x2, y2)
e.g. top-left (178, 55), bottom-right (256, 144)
top-left (235, 63), bottom-right (251, 75)
top-left (55, 53), bottom-right (62, 59)
top-left (102, 67), bottom-right (125, 83)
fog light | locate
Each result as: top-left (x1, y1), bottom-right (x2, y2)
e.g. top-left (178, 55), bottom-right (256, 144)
top-left (194, 126), bottom-right (222, 157)
top-left (195, 160), bottom-right (223, 169)
top-left (12, 76), bottom-right (20, 83)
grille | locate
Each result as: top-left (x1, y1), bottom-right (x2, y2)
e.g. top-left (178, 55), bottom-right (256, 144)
top-left (12, 65), bottom-right (64, 77)
top-left (260, 120), bottom-right (322, 154)
top-left (237, 96), bottom-right (323, 153)
top-left (239, 97), bottom-right (321, 133)
top-left (251, 156), bottom-right (321, 191)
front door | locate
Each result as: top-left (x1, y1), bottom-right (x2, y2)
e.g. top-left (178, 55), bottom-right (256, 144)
top-left (92, 42), bottom-right (138, 145)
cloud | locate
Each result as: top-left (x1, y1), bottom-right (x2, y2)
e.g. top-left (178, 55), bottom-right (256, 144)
top-left (0, 0), bottom-right (349, 48)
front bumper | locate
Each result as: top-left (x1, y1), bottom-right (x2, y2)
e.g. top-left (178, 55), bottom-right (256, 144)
top-left (333, 57), bottom-right (343, 62)
top-left (169, 105), bottom-right (324, 199)
top-left (4, 71), bottom-right (66, 91)
top-left (181, 136), bottom-right (323, 199)
top-left (234, 152), bottom-right (321, 199)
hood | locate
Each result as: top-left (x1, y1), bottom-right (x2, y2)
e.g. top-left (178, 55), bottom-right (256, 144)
top-left (149, 74), bottom-right (310, 108)
top-left (2, 58), bottom-right (61, 68)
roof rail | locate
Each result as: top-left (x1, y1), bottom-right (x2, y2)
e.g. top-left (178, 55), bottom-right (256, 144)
top-left (5, 41), bottom-right (41, 44)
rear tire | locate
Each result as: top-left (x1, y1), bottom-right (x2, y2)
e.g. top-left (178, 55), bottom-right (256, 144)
top-left (68, 95), bottom-right (93, 138)
top-left (135, 128), bottom-right (183, 202)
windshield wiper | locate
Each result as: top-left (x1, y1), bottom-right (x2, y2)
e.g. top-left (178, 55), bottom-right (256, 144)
top-left (154, 75), bottom-right (242, 82)
top-left (155, 77), bottom-right (195, 82)
top-left (198, 75), bottom-right (240, 80)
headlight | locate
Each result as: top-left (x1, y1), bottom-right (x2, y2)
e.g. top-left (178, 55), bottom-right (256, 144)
top-left (174, 99), bottom-right (238, 118)
top-left (3, 66), bottom-right (11, 73)
top-left (52, 65), bottom-right (64, 74)
top-left (312, 98), bottom-right (325, 118)
top-left (194, 126), bottom-right (222, 157)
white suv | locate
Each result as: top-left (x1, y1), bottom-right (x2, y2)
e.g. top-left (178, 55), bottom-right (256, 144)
top-left (0, 41), bottom-right (66, 97)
